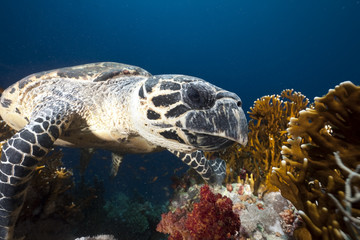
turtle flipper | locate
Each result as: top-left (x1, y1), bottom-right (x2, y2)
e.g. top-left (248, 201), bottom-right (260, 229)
top-left (169, 150), bottom-right (226, 185)
top-left (0, 101), bottom-right (72, 240)
top-left (110, 152), bottom-right (124, 178)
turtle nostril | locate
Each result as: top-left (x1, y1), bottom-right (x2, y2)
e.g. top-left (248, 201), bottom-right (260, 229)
top-left (237, 101), bottom-right (242, 107)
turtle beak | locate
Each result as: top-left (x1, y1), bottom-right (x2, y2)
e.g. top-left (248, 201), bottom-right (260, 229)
top-left (184, 91), bottom-right (248, 151)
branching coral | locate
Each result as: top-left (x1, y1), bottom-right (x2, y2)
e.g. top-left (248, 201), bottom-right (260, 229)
top-left (244, 89), bottom-right (309, 193)
top-left (328, 152), bottom-right (360, 239)
top-left (207, 90), bottom-right (308, 193)
top-left (157, 185), bottom-right (240, 240)
top-left (270, 81), bottom-right (360, 240)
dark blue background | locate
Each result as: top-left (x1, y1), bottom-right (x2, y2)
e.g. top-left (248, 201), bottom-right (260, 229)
top-left (1, 0), bottom-right (359, 201)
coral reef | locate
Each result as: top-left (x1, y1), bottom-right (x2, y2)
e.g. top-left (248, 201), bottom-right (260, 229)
top-left (103, 191), bottom-right (166, 240)
top-left (160, 183), bottom-right (300, 239)
top-left (243, 89), bottom-right (309, 193)
top-left (207, 89), bottom-right (309, 193)
top-left (226, 184), bottom-right (301, 239)
top-left (2, 82), bottom-right (359, 239)
top-left (270, 81), bottom-right (360, 240)
top-left (329, 152), bottom-right (360, 239)
top-left (157, 185), bottom-right (240, 240)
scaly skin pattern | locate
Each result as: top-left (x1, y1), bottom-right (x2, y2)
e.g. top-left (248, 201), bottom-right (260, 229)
top-left (0, 100), bottom-right (72, 239)
top-left (169, 150), bottom-right (226, 184)
top-left (0, 62), bottom-right (248, 239)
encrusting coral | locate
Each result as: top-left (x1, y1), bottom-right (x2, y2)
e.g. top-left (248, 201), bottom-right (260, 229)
top-left (103, 192), bottom-right (166, 239)
top-left (270, 81), bottom-right (360, 240)
top-left (156, 185), bottom-right (240, 240)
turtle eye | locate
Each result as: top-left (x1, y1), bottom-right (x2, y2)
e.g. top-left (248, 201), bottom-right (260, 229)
top-left (187, 86), bottom-right (201, 103)
top-left (184, 83), bottom-right (215, 109)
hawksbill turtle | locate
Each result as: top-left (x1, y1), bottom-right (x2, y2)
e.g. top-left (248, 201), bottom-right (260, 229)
top-left (0, 62), bottom-right (248, 239)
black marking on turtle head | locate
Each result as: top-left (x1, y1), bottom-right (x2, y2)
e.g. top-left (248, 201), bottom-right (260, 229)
top-left (18, 78), bottom-right (31, 89)
top-left (1, 98), bottom-right (12, 108)
top-left (147, 109), bottom-right (161, 120)
top-left (15, 108), bottom-right (21, 114)
top-left (165, 104), bottom-right (190, 118)
top-left (160, 81), bottom-right (181, 91)
top-left (152, 92), bottom-right (181, 107)
top-left (152, 123), bottom-right (173, 128)
top-left (139, 86), bottom-right (145, 99)
top-left (160, 130), bottom-right (185, 144)
top-left (183, 130), bottom-right (197, 145)
top-left (145, 77), bottom-right (159, 93)
top-left (175, 121), bottom-right (183, 128)
top-left (10, 88), bottom-right (16, 94)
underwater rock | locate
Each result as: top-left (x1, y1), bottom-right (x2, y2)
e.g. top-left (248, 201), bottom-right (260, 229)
top-left (162, 183), bottom-right (300, 239)
top-left (75, 235), bottom-right (117, 240)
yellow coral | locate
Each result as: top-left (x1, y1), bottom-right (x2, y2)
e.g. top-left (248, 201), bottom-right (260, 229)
top-left (55, 167), bottom-right (73, 179)
top-left (271, 81), bottom-right (360, 240)
top-left (243, 90), bottom-right (308, 193)
top-left (206, 89), bottom-right (308, 193)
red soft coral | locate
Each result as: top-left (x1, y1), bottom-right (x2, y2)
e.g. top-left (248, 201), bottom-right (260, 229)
top-left (156, 208), bottom-right (191, 240)
top-left (157, 185), bottom-right (240, 240)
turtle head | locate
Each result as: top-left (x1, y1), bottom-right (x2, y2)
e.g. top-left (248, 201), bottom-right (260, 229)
top-left (132, 75), bottom-right (248, 152)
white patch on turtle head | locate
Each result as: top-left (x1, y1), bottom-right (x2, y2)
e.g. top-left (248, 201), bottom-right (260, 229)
top-left (130, 75), bottom-right (248, 152)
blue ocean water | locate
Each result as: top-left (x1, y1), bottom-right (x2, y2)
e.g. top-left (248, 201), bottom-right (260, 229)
top-left (0, 0), bottom-right (360, 238)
